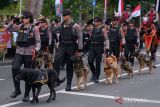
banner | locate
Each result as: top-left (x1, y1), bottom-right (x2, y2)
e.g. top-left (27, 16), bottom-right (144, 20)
top-left (92, 0), bottom-right (96, 7)
top-left (55, 0), bottom-right (63, 16)
top-left (0, 28), bottom-right (11, 49)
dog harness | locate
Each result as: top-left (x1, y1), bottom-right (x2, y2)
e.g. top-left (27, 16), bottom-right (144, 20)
top-left (32, 69), bottom-right (48, 85)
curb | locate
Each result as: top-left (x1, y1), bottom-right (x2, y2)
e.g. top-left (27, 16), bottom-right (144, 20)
top-left (0, 60), bottom-right (12, 66)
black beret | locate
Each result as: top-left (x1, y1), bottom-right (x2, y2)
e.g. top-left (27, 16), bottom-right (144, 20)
top-left (40, 18), bottom-right (47, 23)
top-left (94, 17), bottom-right (102, 22)
top-left (62, 9), bottom-right (71, 16)
top-left (87, 19), bottom-right (94, 25)
top-left (22, 10), bottom-right (33, 18)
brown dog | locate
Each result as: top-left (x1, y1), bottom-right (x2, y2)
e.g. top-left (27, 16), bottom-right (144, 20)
top-left (104, 55), bottom-right (120, 84)
top-left (133, 50), bottom-right (154, 74)
top-left (120, 56), bottom-right (133, 78)
top-left (40, 51), bottom-right (54, 69)
top-left (72, 55), bottom-right (89, 90)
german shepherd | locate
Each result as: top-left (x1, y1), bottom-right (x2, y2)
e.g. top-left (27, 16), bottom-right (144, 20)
top-left (132, 50), bottom-right (154, 74)
top-left (120, 56), bottom-right (133, 78)
top-left (71, 54), bottom-right (89, 90)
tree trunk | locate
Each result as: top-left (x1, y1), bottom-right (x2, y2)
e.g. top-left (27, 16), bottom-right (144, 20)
top-left (25, 0), bottom-right (44, 18)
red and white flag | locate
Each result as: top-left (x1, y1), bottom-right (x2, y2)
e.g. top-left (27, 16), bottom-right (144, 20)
top-left (118, 0), bottom-right (124, 16)
top-left (55, 0), bottom-right (62, 4)
top-left (130, 4), bottom-right (141, 18)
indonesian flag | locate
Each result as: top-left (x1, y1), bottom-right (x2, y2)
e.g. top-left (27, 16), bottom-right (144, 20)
top-left (118, 0), bottom-right (124, 16)
top-left (130, 4), bottom-right (141, 18)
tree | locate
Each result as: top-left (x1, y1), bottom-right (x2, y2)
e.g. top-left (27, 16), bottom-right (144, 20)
top-left (25, 0), bottom-right (44, 18)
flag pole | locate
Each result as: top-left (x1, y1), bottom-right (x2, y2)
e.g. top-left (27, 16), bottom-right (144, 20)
top-left (104, 0), bottom-right (107, 21)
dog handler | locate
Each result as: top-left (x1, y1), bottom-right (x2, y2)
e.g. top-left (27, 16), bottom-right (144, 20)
top-left (88, 17), bottom-right (108, 83)
top-left (53, 9), bottom-right (83, 91)
top-left (6, 11), bottom-right (41, 101)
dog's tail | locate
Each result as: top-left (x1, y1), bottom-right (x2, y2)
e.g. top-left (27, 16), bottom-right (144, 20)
top-left (54, 77), bottom-right (66, 87)
top-left (58, 77), bottom-right (66, 84)
top-left (110, 55), bottom-right (117, 63)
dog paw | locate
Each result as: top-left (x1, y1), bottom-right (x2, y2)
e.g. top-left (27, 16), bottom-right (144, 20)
top-left (75, 88), bottom-right (81, 91)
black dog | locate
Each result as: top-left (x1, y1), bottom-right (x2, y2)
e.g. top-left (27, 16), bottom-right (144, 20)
top-left (16, 68), bottom-right (66, 103)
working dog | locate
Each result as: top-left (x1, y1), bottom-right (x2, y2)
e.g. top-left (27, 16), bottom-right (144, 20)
top-left (16, 53), bottom-right (65, 103)
top-left (104, 55), bottom-right (120, 84)
top-left (71, 54), bottom-right (89, 90)
top-left (42, 51), bottom-right (54, 69)
top-left (120, 56), bottom-right (133, 78)
top-left (132, 50), bottom-right (154, 74)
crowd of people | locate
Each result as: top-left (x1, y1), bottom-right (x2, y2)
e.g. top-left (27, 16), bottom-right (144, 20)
top-left (2, 3), bottom-right (160, 102)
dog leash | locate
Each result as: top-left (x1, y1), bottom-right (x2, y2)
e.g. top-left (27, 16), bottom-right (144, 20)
top-left (30, 49), bottom-right (36, 68)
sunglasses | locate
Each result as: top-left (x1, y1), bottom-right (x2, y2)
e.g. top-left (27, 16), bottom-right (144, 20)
top-left (94, 20), bottom-right (100, 22)
top-left (22, 16), bottom-right (29, 19)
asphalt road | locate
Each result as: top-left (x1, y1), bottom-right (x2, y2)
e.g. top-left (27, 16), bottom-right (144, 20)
top-left (0, 52), bottom-right (160, 107)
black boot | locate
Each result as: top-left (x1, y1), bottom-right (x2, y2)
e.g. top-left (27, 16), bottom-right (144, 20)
top-left (22, 96), bottom-right (30, 102)
top-left (65, 84), bottom-right (71, 91)
top-left (10, 90), bottom-right (21, 98)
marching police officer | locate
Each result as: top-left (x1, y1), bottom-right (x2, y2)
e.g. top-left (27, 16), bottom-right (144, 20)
top-left (124, 20), bottom-right (138, 66)
top-left (88, 17), bottom-right (108, 83)
top-left (53, 9), bottom-right (83, 91)
top-left (82, 23), bottom-right (92, 54)
top-left (7, 11), bottom-right (41, 101)
top-left (108, 17), bottom-right (122, 59)
top-left (39, 18), bottom-right (52, 52)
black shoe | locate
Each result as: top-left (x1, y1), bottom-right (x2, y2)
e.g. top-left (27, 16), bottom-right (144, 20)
top-left (65, 87), bottom-right (71, 91)
top-left (65, 85), bottom-right (71, 91)
top-left (94, 78), bottom-right (99, 83)
top-left (10, 91), bottom-right (21, 98)
top-left (22, 96), bottom-right (30, 102)
top-left (90, 75), bottom-right (95, 82)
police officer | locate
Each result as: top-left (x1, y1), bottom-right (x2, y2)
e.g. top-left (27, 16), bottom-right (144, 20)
top-left (39, 18), bottom-right (52, 52)
top-left (108, 17), bottom-right (122, 59)
top-left (124, 20), bottom-right (138, 66)
top-left (88, 17), bottom-right (108, 83)
top-left (82, 23), bottom-right (92, 54)
top-left (53, 9), bottom-right (83, 91)
top-left (7, 11), bottom-right (41, 101)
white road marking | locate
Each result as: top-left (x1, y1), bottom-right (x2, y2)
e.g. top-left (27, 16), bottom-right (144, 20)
top-left (0, 64), bottom-right (160, 107)
top-left (59, 91), bottom-right (160, 104)
top-left (0, 79), bottom-right (5, 81)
